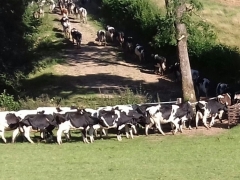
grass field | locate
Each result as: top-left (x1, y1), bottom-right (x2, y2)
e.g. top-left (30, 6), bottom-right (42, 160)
top-left (152, 0), bottom-right (240, 49)
top-left (1, 126), bottom-right (240, 180)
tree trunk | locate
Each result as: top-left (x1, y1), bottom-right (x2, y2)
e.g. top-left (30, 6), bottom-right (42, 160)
top-left (175, 1), bottom-right (197, 102)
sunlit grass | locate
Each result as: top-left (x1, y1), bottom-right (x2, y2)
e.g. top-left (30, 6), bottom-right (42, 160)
top-left (1, 126), bottom-right (240, 180)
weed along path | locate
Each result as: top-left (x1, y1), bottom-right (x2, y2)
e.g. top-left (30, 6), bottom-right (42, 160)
top-left (46, 7), bottom-right (182, 102)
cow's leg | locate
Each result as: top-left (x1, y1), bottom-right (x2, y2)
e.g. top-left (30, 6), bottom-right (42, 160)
top-left (88, 126), bottom-right (95, 143)
top-left (171, 118), bottom-right (180, 135)
top-left (64, 130), bottom-right (70, 141)
top-left (117, 124), bottom-right (126, 141)
top-left (202, 114), bottom-right (209, 129)
top-left (195, 112), bottom-right (203, 129)
top-left (145, 123), bottom-right (153, 136)
top-left (81, 129), bottom-right (89, 143)
top-left (129, 126), bottom-right (134, 139)
top-left (57, 127), bottom-right (64, 145)
top-left (218, 110), bottom-right (224, 123)
top-left (131, 124), bottom-right (137, 135)
top-left (155, 122), bottom-right (165, 136)
top-left (23, 126), bottom-right (35, 144)
top-left (125, 125), bottom-right (130, 139)
top-left (0, 129), bottom-right (6, 143)
top-left (12, 128), bottom-right (20, 143)
top-left (209, 114), bottom-right (218, 128)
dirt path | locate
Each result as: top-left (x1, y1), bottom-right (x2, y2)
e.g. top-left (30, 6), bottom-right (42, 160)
top-left (51, 7), bottom-right (182, 101)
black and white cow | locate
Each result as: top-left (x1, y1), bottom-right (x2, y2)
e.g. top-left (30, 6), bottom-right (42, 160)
top-left (169, 62), bottom-right (199, 83)
top-left (55, 109), bottom-right (101, 144)
top-left (105, 25), bottom-right (115, 42)
top-left (145, 101), bottom-right (194, 135)
top-left (71, 28), bottom-right (82, 48)
top-left (195, 77), bottom-right (211, 98)
top-left (97, 30), bottom-right (106, 46)
top-left (135, 44), bottom-right (145, 62)
top-left (151, 54), bottom-right (167, 75)
top-left (0, 111), bottom-right (21, 143)
top-left (60, 16), bottom-right (71, 38)
top-left (67, 1), bottom-right (75, 14)
top-left (98, 108), bottom-right (143, 141)
top-left (124, 36), bottom-right (134, 53)
top-left (19, 112), bottom-right (57, 144)
top-left (113, 31), bottom-right (124, 47)
top-left (216, 83), bottom-right (229, 96)
top-left (195, 96), bottom-right (229, 129)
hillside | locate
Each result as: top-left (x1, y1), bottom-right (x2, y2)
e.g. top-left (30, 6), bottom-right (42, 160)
top-left (152, 0), bottom-right (240, 49)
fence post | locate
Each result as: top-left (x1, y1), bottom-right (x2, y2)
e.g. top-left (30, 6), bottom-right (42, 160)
top-left (176, 98), bottom-right (182, 104)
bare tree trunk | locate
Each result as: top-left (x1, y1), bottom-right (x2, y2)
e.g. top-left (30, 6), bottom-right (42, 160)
top-left (175, 1), bottom-right (196, 102)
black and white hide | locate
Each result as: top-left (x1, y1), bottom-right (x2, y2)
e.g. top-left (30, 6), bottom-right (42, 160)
top-left (55, 109), bottom-right (101, 144)
top-left (60, 16), bottom-right (71, 38)
top-left (0, 112), bottom-right (21, 143)
top-left (19, 113), bottom-right (57, 144)
top-left (97, 30), bottom-right (106, 46)
top-left (195, 98), bottom-right (228, 129)
top-left (135, 44), bottom-right (145, 62)
top-left (151, 54), bottom-right (167, 75)
top-left (71, 28), bottom-right (82, 48)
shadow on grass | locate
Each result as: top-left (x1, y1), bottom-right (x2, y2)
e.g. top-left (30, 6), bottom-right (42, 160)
top-left (20, 72), bottom-right (182, 102)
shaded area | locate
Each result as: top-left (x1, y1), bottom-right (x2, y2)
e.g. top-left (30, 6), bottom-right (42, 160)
top-left (20, 73), bottom-right (182, 102)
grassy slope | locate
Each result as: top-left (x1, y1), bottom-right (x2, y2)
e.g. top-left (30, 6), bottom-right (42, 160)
top-left (153, 0), bottom-right (240, 49)
top-left (1, 126), bottom-right (240, 180)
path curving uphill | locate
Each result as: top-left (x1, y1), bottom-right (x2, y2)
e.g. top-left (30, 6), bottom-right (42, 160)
top-left (51, 5), bottom-right (181, 101)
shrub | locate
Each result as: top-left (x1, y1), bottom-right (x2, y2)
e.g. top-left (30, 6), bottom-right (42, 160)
top-left (0, 90), bottom-right (20, 111)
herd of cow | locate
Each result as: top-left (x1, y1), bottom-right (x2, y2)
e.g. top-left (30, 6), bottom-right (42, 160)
top-left (19, 0), bottom-right (240, 145)
top-left (0, 92), bottom-right (234, 145)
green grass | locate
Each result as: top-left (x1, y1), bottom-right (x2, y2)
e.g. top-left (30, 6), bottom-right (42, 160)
top-left (153, 0), bottom-right (240, 49)
top-left (1, 126), bottom-right (240, 180)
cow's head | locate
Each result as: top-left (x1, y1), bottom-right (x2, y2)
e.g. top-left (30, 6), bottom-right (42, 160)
top-left (217, 93), bottom-right (232, 106)
top-left (53, 113), bottom-right (66, 125)
top-left (5, 113), bottom-right (21, 129)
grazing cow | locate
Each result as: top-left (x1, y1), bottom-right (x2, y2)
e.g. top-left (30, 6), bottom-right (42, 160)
top-left (152, 54), bottom-right (167, 75)
top-left (105, 25), bottom-right (115, 42)
top-left (97, 30), bottom-right (106, 46)
top-left (60, 16), bottom-right (71, 38)
top-left (113, 31), bottom-right (124, 47)
top-left (169, 62), bottom-right (199, 82)
top-left (55, 109), bottom-right (101, 144)
top-left (135, 44), bottom-right (145, 62)
top-left (19, 113), bottom-right (57, 144)
top-left (0, 112), bottom-right (21, 143)
top-left (71, 28), bottom-right (82, 48)
top-left (195, 97), bottom-right (228, 129)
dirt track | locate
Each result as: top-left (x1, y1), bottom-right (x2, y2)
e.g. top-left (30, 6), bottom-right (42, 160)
top-left (51, 6), bottom-right (182, 101)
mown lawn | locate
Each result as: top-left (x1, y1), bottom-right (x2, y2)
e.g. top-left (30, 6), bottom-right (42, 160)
top-left (1, 126), bottom-right (240, 180)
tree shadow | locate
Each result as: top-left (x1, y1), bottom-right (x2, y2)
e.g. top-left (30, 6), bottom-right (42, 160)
top-left (52, 27), bottom-right (62, 33)
top-left (20, 70), bottom-right (182, 102)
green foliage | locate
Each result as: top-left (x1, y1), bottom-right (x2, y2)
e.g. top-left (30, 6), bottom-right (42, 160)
top-left (101, 0), bottom-right (240, 83)
top-left (102, 0), bottom-right (161, 45)
top-left (0, 90), bottom-right (20, 111)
